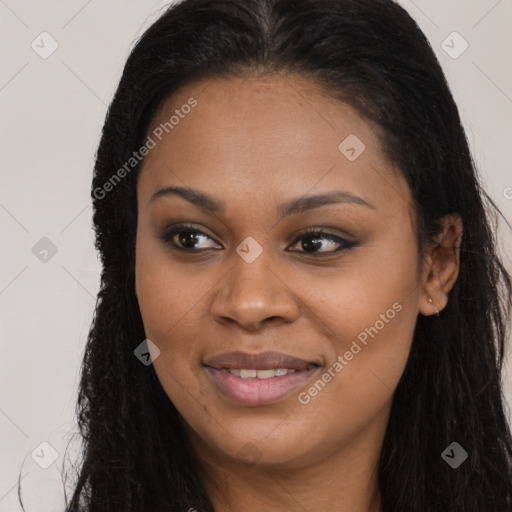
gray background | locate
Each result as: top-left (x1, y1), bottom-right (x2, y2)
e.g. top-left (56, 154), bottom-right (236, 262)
top-left (1, 1), bottom-right (511, 510)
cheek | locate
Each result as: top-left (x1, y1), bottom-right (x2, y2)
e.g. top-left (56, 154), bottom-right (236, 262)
top-left (135, 234), bottom-right (203, 342)
top-left (291, 235), bottom-right (420, 428)
top-left (303, 234), bottom-right (419, 349)
top-left (134, 236), bottom-right (218, 405)
top-left (135, 257), bottom-right (204, 416)
top-left (290, 304), bottom-right (416, 452)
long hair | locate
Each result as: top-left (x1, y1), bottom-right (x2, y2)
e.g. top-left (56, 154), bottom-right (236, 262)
top-left (27, 0), bottom-right (512, 510)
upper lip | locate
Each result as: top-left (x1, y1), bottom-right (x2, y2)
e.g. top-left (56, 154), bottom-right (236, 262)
top-left (203, 351), bottom-right (320, 371)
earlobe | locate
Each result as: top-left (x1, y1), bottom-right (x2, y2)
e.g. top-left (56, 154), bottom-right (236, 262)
top-left (419, 213), bottom-right (463, 317)
top-left (427, 296), bottom-right (440, 317)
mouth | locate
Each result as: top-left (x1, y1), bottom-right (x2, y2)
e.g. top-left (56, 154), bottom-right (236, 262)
top-left (203, 351), bottom-right (322, 406)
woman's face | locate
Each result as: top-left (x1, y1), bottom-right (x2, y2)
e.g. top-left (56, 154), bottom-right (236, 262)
top-left (135, 74), bottom-right (424, 470)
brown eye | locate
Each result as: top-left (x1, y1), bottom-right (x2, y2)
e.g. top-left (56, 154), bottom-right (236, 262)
top-left (160, 223), bottom-right (222, 251)
top-left (288, 229), bottom-right (357, 255)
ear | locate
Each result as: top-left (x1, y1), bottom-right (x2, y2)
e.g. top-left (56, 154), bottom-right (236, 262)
top-left (418, 213), bottom-right (463, 316)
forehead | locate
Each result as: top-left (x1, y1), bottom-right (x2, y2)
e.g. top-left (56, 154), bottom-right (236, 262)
top-left (137, 74), bottom-right (411, 216)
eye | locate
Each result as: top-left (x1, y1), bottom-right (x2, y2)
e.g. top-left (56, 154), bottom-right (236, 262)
top-left (160, 223), bottom-right (222, 251)
top-left (287, 228), bottom-right (357, 255)
top-left (160, 224), bottom-right (357, 256)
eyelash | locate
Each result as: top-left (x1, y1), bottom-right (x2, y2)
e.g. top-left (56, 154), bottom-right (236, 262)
top-left (160, 223), bottom-right (357, 256)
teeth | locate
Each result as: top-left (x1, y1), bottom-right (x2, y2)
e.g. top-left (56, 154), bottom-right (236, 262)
top-left (240, 369), bottom-right (257, 378)
top-left (255, 369), bottom-right (276, 379)
top-left (227, 368), bottom-right (298, 379)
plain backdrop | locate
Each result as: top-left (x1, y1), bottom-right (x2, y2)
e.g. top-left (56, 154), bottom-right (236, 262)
top-left (1, 1), bottom-right (511, 510)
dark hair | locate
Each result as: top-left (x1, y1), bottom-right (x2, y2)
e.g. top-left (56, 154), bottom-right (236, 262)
top-left (21, 0), bottom-right (512, 510)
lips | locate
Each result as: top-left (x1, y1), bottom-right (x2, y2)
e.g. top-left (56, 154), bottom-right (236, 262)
top-left (203, 350), bottom-right (319, 371)
top-left (203, 350), bottom-right (322, 406)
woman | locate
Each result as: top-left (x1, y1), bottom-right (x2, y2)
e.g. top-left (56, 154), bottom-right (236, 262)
top-left (61, 0), bottom-right (512, 510)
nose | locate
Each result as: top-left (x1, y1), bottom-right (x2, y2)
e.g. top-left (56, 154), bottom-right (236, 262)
top-left (210, 251), bottom-right (301, 331)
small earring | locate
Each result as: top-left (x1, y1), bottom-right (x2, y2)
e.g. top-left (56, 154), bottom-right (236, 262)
top-left (428, 296), bottom-right (440, 317)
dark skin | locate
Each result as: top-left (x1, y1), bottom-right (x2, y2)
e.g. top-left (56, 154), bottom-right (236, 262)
top-left (134, 73), bottom-right (462, 511)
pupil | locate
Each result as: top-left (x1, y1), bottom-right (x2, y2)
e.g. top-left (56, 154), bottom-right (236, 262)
top-left (303, 236), bottom-right (322, 251)
top-left (180, 230), bottom-right (198, 248)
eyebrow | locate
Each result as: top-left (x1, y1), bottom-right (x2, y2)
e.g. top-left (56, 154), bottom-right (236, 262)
top-left (149, 185), bottom-right (376, 218)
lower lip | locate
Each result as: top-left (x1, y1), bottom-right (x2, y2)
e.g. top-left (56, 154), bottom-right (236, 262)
top-left (205, 366), bottom-right (320, 406)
